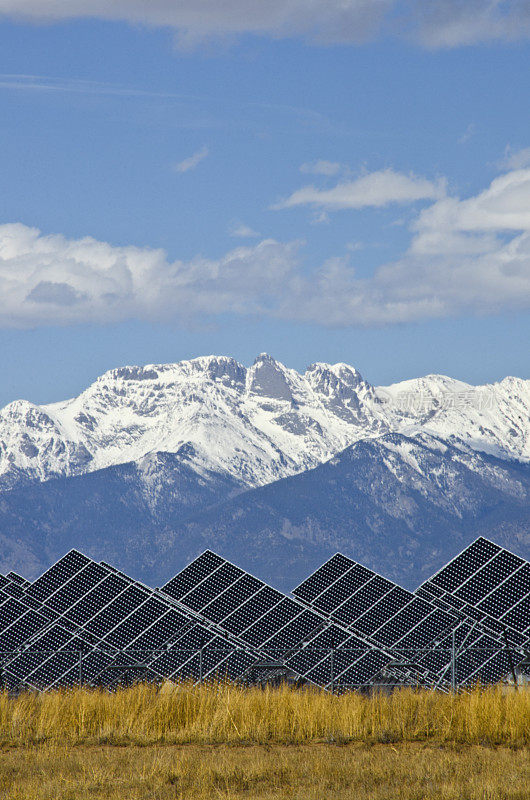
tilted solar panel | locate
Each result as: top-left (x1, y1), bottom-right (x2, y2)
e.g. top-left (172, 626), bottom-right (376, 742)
top-left (417, 538), bottom-right (530, 646)
top-left (161, 551), bottom-right (416, 691)
top-left (0, 551), bottom-right (284, 691)
top-left (6, 572), bottom-right (30, 588)
top-left (293, 554), bottom-right (456, 651)
top-left (2, 538), bottom-right (526, 692)
top-left (292, 550), bottom-right (522, 687)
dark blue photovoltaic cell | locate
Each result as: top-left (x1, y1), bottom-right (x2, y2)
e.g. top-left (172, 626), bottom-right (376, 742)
top-left (6, 625), bottom-right (74, 681)
top-left (0, 610), bottom-right (49, 651)
top-left (26, 550), bottom-right (91, 602)
top-left (180, 562), bottom-right (244, 611)
top-left (103, 598), bottom-right (167, 649)
top-left (84, 585), bottom-right (146, 638)
top-left (293, 554), bottom-right (356, 603)
top-left (430, 538), bottom-right (501, 593)
top-left (221, 586), bottom-right (283, 635)
top-left (478, 564), bottom-right (530, 618)
top-left (200, 574), bottom-right (263, 623)
top-left (242, 599), bottom-right (301, 647)
top-left (454, 551), bottom-right (525, 606)
top-left (309, 565), bottom-right (374, 614)
top-left (123, 610), bottom-right (188, 653)
top-left (65, 574), bottom-right (129, 626)
top-left (372, 598), bottom-right (432, 647)
top-left (162, 551), bottom-right (225, 600)
top-left (2, 582), bottom-right (25, 598)
top-left (6, 572), bottom-right (29, 586)
top-left (501, 594), bottom-right (530, 633)
top-left (45, 562), bottom-right (109, 613)
top-left (332, 575), bottom-right (394, 626)
top-left (417, 539), bottom-right (530, 652)
top-left (338, 651), bottom-right (391, 687)
top-left (264, 610), bottom-right (323, 651)
top-left (0, 598), bottom-right (28, 632)
top-left (353, 587), bottom-right (412, 636)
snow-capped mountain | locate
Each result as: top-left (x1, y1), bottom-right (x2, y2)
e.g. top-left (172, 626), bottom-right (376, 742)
top-left (1, 352), bottom-right (530, 494)
top-left (379, 374), bottom-right (530, 461)
top-left (0, 353), bottom-right (383, 491)
top-left (0, 430), bottom-right (528, 589)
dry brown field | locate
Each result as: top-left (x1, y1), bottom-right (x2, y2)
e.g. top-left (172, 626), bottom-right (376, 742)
top-left (0, 683), bottom-right (528, 799)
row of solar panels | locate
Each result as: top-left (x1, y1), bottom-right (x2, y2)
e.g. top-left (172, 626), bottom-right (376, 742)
top-left (0, 536), bottom-right (528, 692)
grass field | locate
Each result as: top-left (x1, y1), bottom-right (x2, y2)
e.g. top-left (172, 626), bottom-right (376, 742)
top-left (0, 683), bottom-right (528, 799)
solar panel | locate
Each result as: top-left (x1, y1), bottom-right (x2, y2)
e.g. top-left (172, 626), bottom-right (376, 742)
top-left (1, 538), bottom-right (526, 692)
top-left (417, 538), bottom-right (530, 643)
top-left (293, 554), bottom-right (457, 656)
top-left (0, 551), bottom-right (285, 691)
top-left (6, 572), bottom-right (30, 587)
top-left (162, 552), bottom-right (416, 691)
top-left (293, 550), bottom-right (525, 688)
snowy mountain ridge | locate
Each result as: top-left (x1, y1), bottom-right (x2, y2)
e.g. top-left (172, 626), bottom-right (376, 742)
top-left (1, 352), bottom-right (529, 492)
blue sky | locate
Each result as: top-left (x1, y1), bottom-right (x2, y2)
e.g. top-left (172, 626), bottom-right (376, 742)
top-left (1, 2), bottom-right (530, 406)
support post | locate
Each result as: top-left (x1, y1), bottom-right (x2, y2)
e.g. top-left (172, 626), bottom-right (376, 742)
top-left (451, 629), bottom-right (456, 692)
top-left (79, 649), bottom-right (83, 688)
top-left (502, 626), bottom-right (518, 689)
top-left (330, 645), bottom-right (335, 694)
top-left (199, 645), bottom-right (203, 684)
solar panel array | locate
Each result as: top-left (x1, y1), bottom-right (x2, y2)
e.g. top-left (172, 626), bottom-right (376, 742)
top-left (417, 538), bottom-right (530, 645)
top-left (161, 552), bottom-right (399, 690)
top-left (0, 552), bottom-right (277, 691)
top-left (0, 536), bottom-right (528, 692)
top-left (416, 537), bottom-right (530, 681)
top-left (293, 542), bottom-right (529, 687)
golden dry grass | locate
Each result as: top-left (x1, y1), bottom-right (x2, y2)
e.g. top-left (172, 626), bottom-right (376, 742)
top-left (1, 685), bottom-right (528, 799)
top-left (0, 682), bottom-right (529, 746)
top-left (0, 742), bottom-right (529, 800)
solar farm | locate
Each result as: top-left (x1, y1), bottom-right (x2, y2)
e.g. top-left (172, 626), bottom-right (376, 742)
top-left (1, 537), bottom-right (529, 693)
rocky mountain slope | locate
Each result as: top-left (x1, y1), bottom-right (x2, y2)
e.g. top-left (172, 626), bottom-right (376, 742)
top-left (1, 353), bottom-right (529, 586)
top-left (0, 432), bottom-right (528, 590)
top-left (0, 354), bottom-right (383, 491)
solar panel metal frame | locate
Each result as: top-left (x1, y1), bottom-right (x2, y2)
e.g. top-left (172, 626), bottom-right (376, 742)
top-left (292, 554), bottom-right (458, 680)
top-left (0, 551), bottom-right (294, 691)
top-left (161, 551), bottom-right (427, 692)
top-left (417, 537), bottom-right (530, 647)
top-left (2, 537), bottom-right (526, 692)
top-left (292, 550), bottom-right (523, 688)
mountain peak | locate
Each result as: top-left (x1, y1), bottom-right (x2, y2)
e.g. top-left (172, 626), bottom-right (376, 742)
top-left (1, 353), bottom-right (530, 496)
top-left (248, 353), bottom-right (293, 401)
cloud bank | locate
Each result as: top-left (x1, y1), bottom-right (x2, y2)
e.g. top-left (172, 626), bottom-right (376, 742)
top-left (0, 224), bottom-right (300, 327)
top-left (273, 169), bottom-right (445, 210)
top-left (1, 1), bottom-right (530, 48)
top-left (3, 167), bottom-right (530, 329)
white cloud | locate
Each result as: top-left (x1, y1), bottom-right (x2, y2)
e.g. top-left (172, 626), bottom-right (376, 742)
top-left (458, 123), bottom-right (475, 144)
top-left (300, 160), bottom-right (342, 176)
top-left (0, 1), bottom-right (393, 47)
top-left (284, 167), bottom-right (530, 326)
top-left (408, 0), bottom-right (530, 48)
top-left (311, 211), bottom-right (331, 225)
top-left (0, 223), bottom-right (301, 327)
top-left (273, 169), bottom-right (445, 210)
top-left (4, 168), bottom-right (530, 330)
top-left (173, 146), bottom-right (209, 173)
top-left (229, 223), bottom-right (261, 238)
top-left (0, 1), bottom-right (529, 47)
top-left (499, 145), bottom-right (530, 170)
